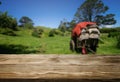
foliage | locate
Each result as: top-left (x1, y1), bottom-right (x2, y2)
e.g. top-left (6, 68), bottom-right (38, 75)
top-left (58, 23), bottom-right (66, 32)
top-left (0, 12), bottom-right (17, 30)
top-left (49, 29), bottom-right (64, 37)
top-left (100, 27), bottom-right (120, 33)
top-left (19, 16), bottom-right (34, 28)
top-left (74, 0), bottom-right (116, 25)
top-left (58, 19), bottom-right (76, 32)
top-left (0, 28), bottom-right (17, 36)
top-left (107, 31), bottom-right (120, 49)
top-left (108, 32), bottom-right (120, 37)
top-left (95, 14), bottom-right (116, 25)
top-left (67, 20), bottom-right (76, 32)
top-left (32, 28), bottom-right (44, 38)
top-left (0, 44), bottom-right (31, 54)
top-left (116, 35), bottom-right (120, 49)
top-left (49, 29), bottom-right (56, 37)
top-left (58, 19), bottom-right (70, 32)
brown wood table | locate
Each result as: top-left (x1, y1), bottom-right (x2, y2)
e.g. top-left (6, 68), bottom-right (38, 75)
top-left (0, 54), bottom-right (120, 82)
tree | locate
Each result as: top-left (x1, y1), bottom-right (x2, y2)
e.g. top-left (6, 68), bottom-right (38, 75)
top-left (95, 14), bottom-right (116, 25)
top-left (0, 1), bottom-right (17, 31)
top-left (0, 12), bottom-right (17, 30)
top-left (19, 16), bottom-right (34, 28)
top-left (58, 21), bottom-right (66, 32)
top-left (58, 19), bottom-right (70, 32)
top-left (67, 20), bottom-right (76, 31)
top-left (74, 0), bottom-right (116, 25)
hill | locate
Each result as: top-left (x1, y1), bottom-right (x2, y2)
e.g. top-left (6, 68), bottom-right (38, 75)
top-left (0, 26), bottom-right (120, 55)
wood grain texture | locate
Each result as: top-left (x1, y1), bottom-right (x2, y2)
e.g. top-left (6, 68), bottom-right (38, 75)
top-left (0, 55), bottom-right (120, 81)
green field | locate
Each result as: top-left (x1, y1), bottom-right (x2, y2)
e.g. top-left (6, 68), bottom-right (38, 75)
top-left (0, 27), bottom-right (120, 55)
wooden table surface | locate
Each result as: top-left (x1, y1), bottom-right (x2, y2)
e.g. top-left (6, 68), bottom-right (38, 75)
top-left (0, 54), bottom-right (120, 82)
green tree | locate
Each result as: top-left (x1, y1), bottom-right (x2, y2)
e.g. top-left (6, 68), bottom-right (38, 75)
top-left (67, 20), bottom-right (76, 31)
top-left (19, 16), bottom-right (34, 28)
top-left (95, 14), bottom-right (116, 25)
top-left (74, 0), bottom-right (116, 25)
top-left (58, 19), bottom-right (69, 32)
top-left (58, 21), bottom-right (66, 32)
top-left (0, 12), bottom-right (17, 30)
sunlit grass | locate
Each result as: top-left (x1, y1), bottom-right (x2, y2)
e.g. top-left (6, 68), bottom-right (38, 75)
top-left (97, 34), bottom-right (120, 55)
top-left (0, 28), bottom-right (120, 55)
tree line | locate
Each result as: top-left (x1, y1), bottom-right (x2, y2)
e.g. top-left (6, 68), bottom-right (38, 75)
top-left (0, 12), bottom-right (34, 30)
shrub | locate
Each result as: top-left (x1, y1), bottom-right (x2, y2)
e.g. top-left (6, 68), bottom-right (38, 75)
top-left (49, 29), bottom-right (55, 37)
top-left (32, 28), bottom-right (44, 38)
top-left (0, 28), bottom-right (17, 36)
top-left (108, 32), bottom-right (120, 37)
top-left (100, 27), bottom-right (120, 33)
top-left (48, 29), bottom-right (63, 37)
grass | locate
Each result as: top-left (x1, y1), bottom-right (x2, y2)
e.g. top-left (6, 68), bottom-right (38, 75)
top-left (97, 34), bottom-right (120, 55)
top-left (0, 28), bottom-right (72, 54)
top-left (0, 28), bottom-right (120, 55)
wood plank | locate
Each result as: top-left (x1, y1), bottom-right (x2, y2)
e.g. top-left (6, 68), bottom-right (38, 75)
top-left (0, 55), bottom-right (120, 81)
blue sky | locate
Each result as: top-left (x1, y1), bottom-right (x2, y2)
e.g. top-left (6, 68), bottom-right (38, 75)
top-left (0, 0), bottom-right (120, 28)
